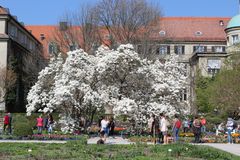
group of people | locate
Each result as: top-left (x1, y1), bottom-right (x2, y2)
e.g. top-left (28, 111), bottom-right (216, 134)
top-left (36, 114), bottom-right (54, 134)
top-left (148, 114), bottom-right (207, 144)
top-left (97, 116), bottom-right (115, 144)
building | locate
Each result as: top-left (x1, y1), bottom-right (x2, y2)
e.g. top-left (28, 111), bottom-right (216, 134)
top-left (23, 12), bottom-right (240, 114)
top-left (0, 6), bottom-right (45, 112)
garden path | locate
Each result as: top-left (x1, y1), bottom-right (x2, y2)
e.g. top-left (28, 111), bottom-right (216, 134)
top-left (87, 136), bottom-right (134, 144)
top-left (200, 143), bottom-right (240, 156)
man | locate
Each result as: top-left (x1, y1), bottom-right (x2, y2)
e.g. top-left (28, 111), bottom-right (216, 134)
top-left (172, 115), bottom-right (181, 142)
top-left (193, 116), bottom-right (202, 143)
top-left (226, 117), bottom-right (234, 144)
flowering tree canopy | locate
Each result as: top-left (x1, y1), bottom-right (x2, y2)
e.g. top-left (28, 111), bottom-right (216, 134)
top-left (27, 44), bottom-right (187, 132)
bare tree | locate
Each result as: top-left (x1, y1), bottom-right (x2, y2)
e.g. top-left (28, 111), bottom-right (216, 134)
top-left (52, 0), bottom-right (162, 57)
top-left (0, 66), bottom-right (17, 105)
top-left (94, 0), bottom-right (162, 53)
top-left (51, 5), bottom-right (101, 54)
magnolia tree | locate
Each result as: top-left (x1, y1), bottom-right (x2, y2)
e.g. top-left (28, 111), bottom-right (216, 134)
top-left (26, 44), bottom-right (187, 132)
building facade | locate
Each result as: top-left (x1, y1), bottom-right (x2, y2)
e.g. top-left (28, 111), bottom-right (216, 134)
top-left (0, 6), bottom-right (45, 112)
top-left (25, 16), bottom-right (237, 113)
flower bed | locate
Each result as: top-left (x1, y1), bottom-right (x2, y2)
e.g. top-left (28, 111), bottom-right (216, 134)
top-left (179, 132), bottom-right (194, 137)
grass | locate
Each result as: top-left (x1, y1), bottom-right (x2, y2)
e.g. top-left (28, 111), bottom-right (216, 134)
top-left (0, 139), bottom-right (238, 160)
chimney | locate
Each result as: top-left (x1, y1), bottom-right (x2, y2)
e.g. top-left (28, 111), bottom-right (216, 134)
top-left (59, 21), bottom-right (68, 31)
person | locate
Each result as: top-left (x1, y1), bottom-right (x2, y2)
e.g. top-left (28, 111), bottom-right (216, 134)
top-left (183, 118), bottom-right (189, 133)
top-left (47, 114), bottom-right (54, 134)
top-left (36, 115), bottom-right (44, 134)
top-left (200, 116), bottom-right (207, 133)
top-left (98, 116), bottom-right (104, 132)
top-left (172, 115), bottom-right (181, 142)
top-left (193, 116), bottom-right (202, 143)
top-left (101, 116), bottom-right (109, 142)
top-left (43, 114), bottom-right (49, 131)
top-left (108, 117), bottom-right (115, 136)
top-left (226, 117), bottom-right (234, 144)
top-left (216, 122), bottom-right (224, 135)
top-left (148, 114), bottom-right (158, 144)
top-left (3, 113), bottom-right (10, 134)
top-left (159, 113), bottom-right (169, 144)
top-left (148, 115), bottom-right (155, 136)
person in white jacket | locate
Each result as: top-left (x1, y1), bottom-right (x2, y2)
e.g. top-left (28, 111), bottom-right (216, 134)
top-left (226, 118), bottom-right (234, 144)
top-left (159, 113), bottom-right (169, 144)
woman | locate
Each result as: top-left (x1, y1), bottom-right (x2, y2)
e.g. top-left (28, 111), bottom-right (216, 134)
top-left (36, 115), bottom-right (43, 134)
top-left (47, 114), bottom-right (54, 134)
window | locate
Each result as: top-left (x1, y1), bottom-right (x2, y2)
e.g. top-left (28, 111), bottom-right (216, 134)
top-left (157, 45), bottom-right (170, 55)
top-left (159, 30), bottom-right (166, 36)
top-left (232, 35), bottom-right (239, 44)
top-left (9, 25), bottom-right (18, 37)
top-left (207, 59), bottom-right (221, 75)
top-left (180, 88), bottom-right (187, 101)
top-left (195, 31), bottom-right (202, 36)
top-left (174, 45), bottom-right (185, 55)
top-left (29, 41), bottom-right (36, 51)
top-left (18, 31), bottom-right (26, 44)
top-left (193, 46), bottom-right (206, 52)
top-left (48, 42), bottom-right (59, 54)
top-left (212, 46), bottom-right (225, 53)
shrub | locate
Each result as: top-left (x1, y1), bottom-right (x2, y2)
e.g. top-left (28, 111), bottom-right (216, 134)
top-left (13, 122), bottom-right (33, 137)
top-left (13, 114), bottom-right (33, 137)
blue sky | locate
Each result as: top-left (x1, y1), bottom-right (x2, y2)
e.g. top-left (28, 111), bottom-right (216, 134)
top-left (0, 0), bottom-right (239, 25)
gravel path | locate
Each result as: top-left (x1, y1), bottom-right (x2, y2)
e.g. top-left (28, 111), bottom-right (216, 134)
top-left (88, 136), bottom-right (134, 145)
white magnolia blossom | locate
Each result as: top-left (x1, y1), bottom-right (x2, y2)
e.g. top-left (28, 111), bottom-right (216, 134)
top-left (26, 44), bottom-right (187, 132)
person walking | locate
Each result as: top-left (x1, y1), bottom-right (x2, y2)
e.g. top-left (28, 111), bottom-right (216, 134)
top-left (47, 114), bottom-right (54, 134)
top-left (193, 116), bottom-right (202, 143)
top-left (159, 113), bottom-right (169, 144)
top-left (36, 115), bottom-right (44, 134)
top-left (101, 116), bottom-right (109, 142)
top-left (3, 113), bottom-right (10, 134)
top-left (172, 115), bottom-right (181, 142)
top-left (226, 117), bottom-right (234, 144)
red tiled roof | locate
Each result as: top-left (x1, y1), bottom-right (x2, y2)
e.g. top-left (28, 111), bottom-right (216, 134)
top-left (26, 17), bottom-right (231, 58)
top-left (25, 26), bottom-right (57, 58)
top-left (150, 17), bottom-right (230, 42)
top-left (0, 6), bottom-right (8, 14)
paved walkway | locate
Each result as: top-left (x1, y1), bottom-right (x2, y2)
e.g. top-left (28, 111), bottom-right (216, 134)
top-left (0, 140), bottom-right (67, 143)
top-left (201, 143), bottom-right (240, 156)
top-left (88, 136), bottom-right (134, 144)
top-left (88, 137), bottom-right (240, 156)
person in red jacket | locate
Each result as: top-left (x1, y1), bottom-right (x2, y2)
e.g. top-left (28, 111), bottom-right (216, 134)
top-left (3, 113), bottom-right (10, 134)
top-left (200, 116), bottom-right (207, 133)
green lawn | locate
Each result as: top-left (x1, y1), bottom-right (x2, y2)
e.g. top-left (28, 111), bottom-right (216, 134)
top-left (0, 140), bottom-right (239, 160)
